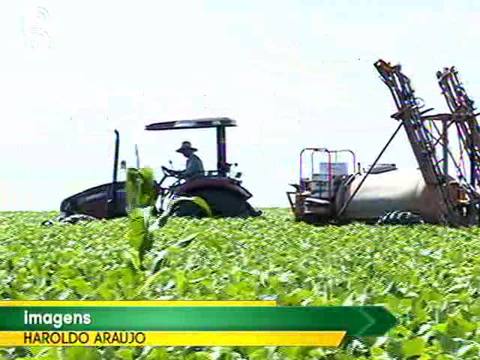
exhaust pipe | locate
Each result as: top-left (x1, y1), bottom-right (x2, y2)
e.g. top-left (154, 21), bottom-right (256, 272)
top-left (107, 129), bottom-right (120, 216)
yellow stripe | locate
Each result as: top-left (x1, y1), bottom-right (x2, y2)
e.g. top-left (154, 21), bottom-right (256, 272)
top-left (0, 300), bottom-right (276, 307)
top-left (0, 331), bottom-right (345, 347)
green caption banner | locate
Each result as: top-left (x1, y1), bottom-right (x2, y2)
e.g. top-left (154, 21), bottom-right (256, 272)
top-left (0, 306), bottom-right (396, 336)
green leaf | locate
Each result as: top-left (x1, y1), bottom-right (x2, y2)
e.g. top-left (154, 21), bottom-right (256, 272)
top-left (170, 196), bottom-right (213, 217)
top-left (68, 277), bottom-right (94, 296)
top-left (446, 314), bottom-right (476, 337)
top-left (402, 337), bottom-right (426, 358)
top-left (114, 348), bottom-right (135, 360)
top-left (127, 207), bottom-right (154, 262)
top-left (189, 196), bottom-right (213, 217)
top-left (145, 348), bottom-right (170, 360)
top-left (126, 167), bottom-right (158, 211)
top-left (175, 270), bottom-right (187, 296)
top-left (64, 347), bottom-right (101, 360)
top-left (175, 233), bottom-right (199, 248)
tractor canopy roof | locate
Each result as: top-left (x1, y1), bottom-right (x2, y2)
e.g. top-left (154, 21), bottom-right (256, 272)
top-left (145, 117), bottom-right (236, 131)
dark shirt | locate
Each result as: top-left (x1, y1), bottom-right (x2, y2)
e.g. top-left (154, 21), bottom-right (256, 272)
top-left (182, 154), bottom-right (204, 179)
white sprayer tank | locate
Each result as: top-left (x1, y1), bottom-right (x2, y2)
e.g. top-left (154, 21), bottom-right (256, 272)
top-left (337, 168), bottom-right (445, 223)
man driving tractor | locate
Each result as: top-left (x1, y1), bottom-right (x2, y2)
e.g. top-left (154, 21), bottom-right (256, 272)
top-left (163, 141), bottom-right (204, 179)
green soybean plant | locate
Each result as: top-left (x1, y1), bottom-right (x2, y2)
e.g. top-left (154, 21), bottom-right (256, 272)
top-left (126, 168), bottom-right (212, 268)
top-left (125, 167), bottom-right (158, 266)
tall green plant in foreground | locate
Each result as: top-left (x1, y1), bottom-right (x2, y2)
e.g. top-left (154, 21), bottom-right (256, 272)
top-left (126, 167), bottom-right (157, 211)
top-left (126, 167), bottom-right (211, 266)
top-left (126, 167), bottom-right (158, 266)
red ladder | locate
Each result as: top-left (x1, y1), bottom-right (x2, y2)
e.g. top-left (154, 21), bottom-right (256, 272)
top-left (437, 67), bottom-right (480, 191)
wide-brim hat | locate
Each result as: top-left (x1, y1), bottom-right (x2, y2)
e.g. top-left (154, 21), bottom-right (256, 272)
top-left (176, 141), bottom-right (197, 153)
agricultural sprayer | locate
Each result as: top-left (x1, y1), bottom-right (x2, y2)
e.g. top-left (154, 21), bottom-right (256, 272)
top-left (288, 59), bottom-right (480, 226)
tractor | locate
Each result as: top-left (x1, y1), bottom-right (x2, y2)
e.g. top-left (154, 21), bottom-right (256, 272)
top-left (146, 117), bottom-right (260, 217)
top-left (59, 117), bottom-right (260, 219)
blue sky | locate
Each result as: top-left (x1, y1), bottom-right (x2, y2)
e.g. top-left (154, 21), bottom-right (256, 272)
top-left (1, 0), bottom-right (480, 210)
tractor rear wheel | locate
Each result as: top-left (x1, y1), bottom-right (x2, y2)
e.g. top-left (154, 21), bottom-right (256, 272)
top-left (172, 200), bottom-right (208, 218)
top-left (174, 188), bottom-right (259, 218)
